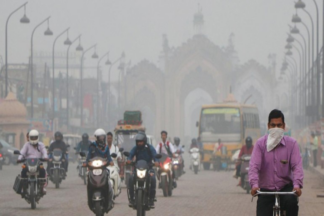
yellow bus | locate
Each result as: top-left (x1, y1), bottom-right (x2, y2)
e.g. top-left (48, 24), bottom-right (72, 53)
top-left (197, 94), bottom-right (261, 170)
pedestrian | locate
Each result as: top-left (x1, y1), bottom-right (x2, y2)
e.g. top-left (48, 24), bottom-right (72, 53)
top-left (311, 131), bottom-right (318, 167)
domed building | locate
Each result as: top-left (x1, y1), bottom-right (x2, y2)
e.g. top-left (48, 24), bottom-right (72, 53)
top-left (0, 92), bottom-right (29, 148)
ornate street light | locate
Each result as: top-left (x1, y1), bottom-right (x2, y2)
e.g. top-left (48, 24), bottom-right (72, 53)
top-left (295, 0), bottom-right (306, 9)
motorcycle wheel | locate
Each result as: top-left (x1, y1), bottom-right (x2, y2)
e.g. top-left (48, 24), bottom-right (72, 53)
top-left (194, 165), bottom-right (198, 174)
top-left (137, 190), bottom-right (145, 216)
top-left (168, 176), bottom-right (173, 197)
top-left (161, 176), bottom-right (168, 197)
top-left (95, 201), bottom-right (103, 216)
top-left (30, 183), bottom-right (36, 209)
top-left (54, 169), bottom-right (60, 189)
top-left (174, 169), bottom-right (178, 180)
top-left (83, 168), bottom-right (87, 185)
top-left (125, 172), bottom-right (130, 187)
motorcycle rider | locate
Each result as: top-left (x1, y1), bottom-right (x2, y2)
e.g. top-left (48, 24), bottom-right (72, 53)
top-left (17, 129), bottom-right (48, 197)
top-left (107, 132), bottom-right (121, 162)
top-left (86, 128), bottom-right (114, 210)
top-left (174, 137), bottom-right (185, 173)
top-left (156, 130), bottom-right (177, 187)
top-left (127, 132), bottom-right (159, 207)
top-left (235, 136), bottom-right (254, 185)
top-left (48, 131), bottom-right (68, 177)
top-left (76, 133), bottom-right (91, 169)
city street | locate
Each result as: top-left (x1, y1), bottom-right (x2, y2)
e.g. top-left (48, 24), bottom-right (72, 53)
top-left (0, 162), bottom-right (324, 216)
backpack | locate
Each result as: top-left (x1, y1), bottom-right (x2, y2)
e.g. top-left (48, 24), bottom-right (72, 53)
top-left (159, 141), bottom-right (172, 156)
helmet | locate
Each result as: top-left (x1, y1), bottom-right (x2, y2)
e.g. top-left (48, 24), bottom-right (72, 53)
top-left (191, 138), bottom-right (197, 144)
top-left (54, 131), bottom-right (63, 141)
top-left (82, 133), bottom-right (89, 142)
top-left (245, 136), bottom-right (253, 145)
top-left (137, 131), bottom-right (147, 144)
top-left (29, 129), bottom-right (39, 145)
top-left (174, 137), bottom-right (180, 146)
top-left (135, 132), bottom-right (146, 149)
top-left (94, 128), bottom-right (106, 145)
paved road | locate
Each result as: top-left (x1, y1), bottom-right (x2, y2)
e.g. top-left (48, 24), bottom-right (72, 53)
top-left (0, 162), bottom-right (324, 216)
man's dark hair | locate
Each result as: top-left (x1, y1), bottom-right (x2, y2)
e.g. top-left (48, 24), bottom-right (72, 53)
top-left (268, 109), bottom-right (285, 124)
top-left (107, 132), bottom-right (113, 137)
top-left (161, 130), bottom-right (168, 135)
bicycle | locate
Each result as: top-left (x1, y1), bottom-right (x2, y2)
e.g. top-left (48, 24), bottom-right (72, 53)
top-left (254, 190), bottom-right (296, 216)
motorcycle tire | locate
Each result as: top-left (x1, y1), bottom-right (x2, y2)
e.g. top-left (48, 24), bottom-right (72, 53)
top-left (54, 169), bottom-right (60, 189)
top-left (125, 172), bottom-right (130, 187)
top-left (174, 169), bottom-right (179, 180)
top-left (30, 183), bottom-right (36, 209)
top-left (95, 201), bottom-right (103, 216)
top-left (137, 190), bottom-right (145, 216)
top-left (161, 176), bottom-right (168, 197)
top-left (168, 177), bottom-right (173, 197)
top-left (194, 165), bottom-right (198, 174)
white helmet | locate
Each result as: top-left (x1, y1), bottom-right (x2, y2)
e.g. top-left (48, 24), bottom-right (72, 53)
top-left (94, 128), bottom-right (106, 145)
top-left (29, 129), bottom-right (39, 145)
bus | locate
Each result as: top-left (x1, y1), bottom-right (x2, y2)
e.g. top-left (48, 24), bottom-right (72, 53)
top-left (197, 94), bottom-right (261, 170)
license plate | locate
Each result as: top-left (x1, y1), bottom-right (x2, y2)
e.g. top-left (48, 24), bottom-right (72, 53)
top-left (93, 169), bottom-right (102, 176)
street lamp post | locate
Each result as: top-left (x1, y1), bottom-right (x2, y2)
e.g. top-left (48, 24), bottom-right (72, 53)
top-left (5, 2), bottom-right (30, 97)
top-left (66, 35), bottom-right (83, 129)
top-left (80, 44), bottom-right (98, 127)
top-left (52, 28), bottom-right (71, 120)
top-left (96, 51), bottom-right (110, 128)
top-left (106, 52), bottom-right (125, 122)
top-left (30, 17), bottom-right (53, 118)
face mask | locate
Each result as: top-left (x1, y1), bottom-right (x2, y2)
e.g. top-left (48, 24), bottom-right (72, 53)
top-left (267, 128), bottom-right (284, 152)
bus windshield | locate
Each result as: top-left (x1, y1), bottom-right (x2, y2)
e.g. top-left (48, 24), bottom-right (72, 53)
top-left (117, 131), bottom-right (138, 152)
top-left (200, 107), bottom-right (241, 142)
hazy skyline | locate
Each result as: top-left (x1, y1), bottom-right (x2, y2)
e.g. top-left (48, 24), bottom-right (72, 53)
top-left (0, 0), bottom-right (321, 80)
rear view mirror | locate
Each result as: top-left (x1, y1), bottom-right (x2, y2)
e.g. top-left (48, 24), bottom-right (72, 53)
top-left (14, 150), bottom-right (21, 155)
top-left (123, 152), bottom-right (130, 157)
top-left (119, 148), bottom-right (124, 152)
top-left (79, 152), bottom-right (86, 157)
top-left (155, 154), bottom-right (162, 159)
top-left (111, 153), bottom-right (117, 158)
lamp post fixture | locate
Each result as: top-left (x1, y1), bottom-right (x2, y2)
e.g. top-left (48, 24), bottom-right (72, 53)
top-left (80, 44), bottom-right (98, 127)
top-left (5, 2), bottom-right (30, 97)
top-left (66, 35), bottom-right (82, 129)
top-left (30, 17), bottom-right (53, 118)
top-left (96, 51), bottom-right (110, 128)
top-left (52, 28), bottom-right (71, 120)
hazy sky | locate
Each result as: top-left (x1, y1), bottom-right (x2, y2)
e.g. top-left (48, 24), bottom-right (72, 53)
top-left (0, 0), bottom-right (322, 81)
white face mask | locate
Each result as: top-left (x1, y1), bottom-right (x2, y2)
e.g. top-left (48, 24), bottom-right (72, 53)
top-left (267, 128), bottom-right (284, 152)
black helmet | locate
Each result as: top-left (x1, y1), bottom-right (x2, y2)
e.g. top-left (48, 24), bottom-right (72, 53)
top-left (135, 132), bottom-right (146, 149)
top-left (191, 138), bottom-right (197, 144)
top-left (54, 131), bottom-right (63, 141)
top-left (174, 137), bottom-right (180, 145)
top-left (245, 136), bottom-right (252, 145)
top-left (82, 133), bottom-right (89, 142)
top-left (137, 131), bottom-right (147, 144)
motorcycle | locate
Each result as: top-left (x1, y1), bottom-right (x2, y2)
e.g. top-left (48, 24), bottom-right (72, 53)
top-left (13, 150), bottom-right (47, 209)
top-left (124, 151), bottom-right (161, 216)
top-left (49, 148), bottom-right (66, 188)
top-left (190, 147), bottom-right (200, 174)
top-left (80, 152), bottom-right (114, 216)
top-left (239, 154), bottom-right (251, 194)
top-left (158, 153), bottom-right (174, 197)
top-left (108, 148), bottom-right (124, 200)
top-left (172, 153), bottom-right (183, 180)
top-left (77, 150), bottom-right (88, 185)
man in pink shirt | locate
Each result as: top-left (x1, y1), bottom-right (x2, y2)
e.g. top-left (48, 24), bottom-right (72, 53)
top-left (249, 109), bottom-right (303, 216)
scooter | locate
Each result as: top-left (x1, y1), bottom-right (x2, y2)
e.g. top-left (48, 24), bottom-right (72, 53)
top-left (239, 154), bottom-right (251, 194)
top-left (107, 148), bottom-right (124, 200)
top-left (190, 147), bottom-right (200, 174)
top-left (80, 152), bottom-right (114, 216)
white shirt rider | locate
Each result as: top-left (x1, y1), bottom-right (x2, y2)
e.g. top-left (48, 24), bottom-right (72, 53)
top-left (155, 131), bottom-right (176, 155)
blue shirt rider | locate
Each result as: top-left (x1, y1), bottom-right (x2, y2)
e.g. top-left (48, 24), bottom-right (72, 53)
top-left (127, 132), bottom-right (159, 207)
top-left (86, 129), bottom-right (113, 166)
top-left (76, 133), bottom-right (91, 153)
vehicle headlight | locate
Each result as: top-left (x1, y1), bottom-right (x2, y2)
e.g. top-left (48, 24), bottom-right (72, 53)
top-left (136, 169), bottom-right (147, 179)
top-left (164, 163), bottom-right (170, 170)
top-left (173, 160), bottom-right (179, 164)
top-left (28, 166), bottom-right (37, 173)
top-left (53, 155), bottom-right (61, 161)
top-left (93, 169), bottom-right (102, 176)
top-left (91, 160), bottom-right (103, 167)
